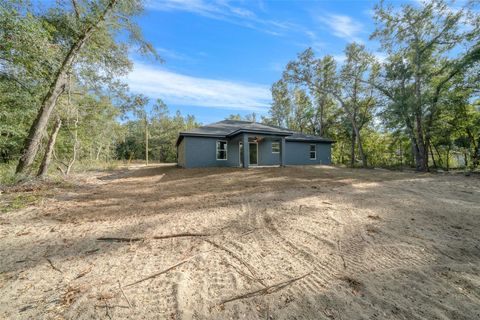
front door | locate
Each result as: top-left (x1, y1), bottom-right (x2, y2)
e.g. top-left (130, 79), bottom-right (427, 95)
top-left (249, 142), bottom-right (258, 165)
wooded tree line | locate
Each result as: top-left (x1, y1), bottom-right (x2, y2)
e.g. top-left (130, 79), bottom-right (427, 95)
top-left (0, 0), bottom-right (198, 179)
top-left (1, 0), bottom-right (479, 180)
top-left (263, 0), bottom-right (480, 171)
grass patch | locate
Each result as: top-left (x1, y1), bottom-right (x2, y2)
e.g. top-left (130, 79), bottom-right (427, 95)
top-left (0, 163), bottom-right (19, 186)
top-left (72, 160), bottom-right (122, 173)
top-left (1, 193), bottom-right (42, 214)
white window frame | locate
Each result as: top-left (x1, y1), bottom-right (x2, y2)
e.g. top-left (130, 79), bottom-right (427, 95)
top-left (309, 144), bottom-right (316, 160)
top-left (271, 141), bottom-right (280, 153)
top-left (216, 140), bottom-right (228, 160)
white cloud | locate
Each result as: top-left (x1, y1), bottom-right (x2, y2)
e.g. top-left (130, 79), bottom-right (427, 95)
top-left (318, 14), bottom-right (364, 42)
top-left (127, 62), bottom-right (271, 111)
top-left (373, 52), bottom-right (387, 63)
top-left (332, 54), bottom-right (346, 64)
top-left (155, 47), bottom-right (196, 62)
top-left (146, 0), bottom-right (294, 36)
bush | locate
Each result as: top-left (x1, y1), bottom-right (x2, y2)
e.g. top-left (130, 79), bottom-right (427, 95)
top-left (0, 163), bottom-right (19, 186)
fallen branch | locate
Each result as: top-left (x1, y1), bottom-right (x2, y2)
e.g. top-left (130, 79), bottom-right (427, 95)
top-left (104, 299), bottom-right (112, 320)
top-left (220, 271), bottom-right (312, 305)
top-left (96, 237), bottom-right (142, 242)
top-left (203, 238), bottom-right (266, 287)
top-left (125, 250), bottom-right (213, 287)
top-left (74, 265), bottom-right (93, 279)
top-left (45, 257), bottom-right (62, 273)
top-left (97, 233), bottom-right (210, 243)
top-left (118, 281), bottom-right (132, 309)
top-left (153, 233), bottom-right (210, 240)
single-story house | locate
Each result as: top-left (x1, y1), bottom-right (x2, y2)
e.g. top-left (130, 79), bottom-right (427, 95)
top-left (176, 120), bottom-right (334, 168)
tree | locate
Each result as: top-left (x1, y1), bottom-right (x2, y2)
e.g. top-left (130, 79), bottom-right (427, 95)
top-left (371, 0), bottom-right (479, 171)
top-left (37, 118), bottom-right (62, 178)
top-left (283, 49), bottom-right (338, 137)
top-left (269, 79), bottom-right (292, 128)
top-left (337, 43), bottom-right (378, 167)
top-left (6, 0), bottom-right (157, 175)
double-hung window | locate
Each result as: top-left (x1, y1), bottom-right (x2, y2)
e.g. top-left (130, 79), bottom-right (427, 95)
top-left (216, 140), bottom-right (227, 160)
top-left (309, 144), bottom-right (316, 160)
top-left (271, 142), bottom-right (280, 153)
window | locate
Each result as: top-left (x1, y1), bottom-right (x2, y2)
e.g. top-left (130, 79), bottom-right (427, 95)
top-left (309, 144), bottom-right (316, 160)
top-left (216, 140), bottom-right (227, 160)
top-left (272, 142), bottom-right (280, 153)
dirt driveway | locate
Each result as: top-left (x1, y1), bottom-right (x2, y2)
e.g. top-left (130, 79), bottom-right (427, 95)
top-left (1, 165), bottom-right (479, 319)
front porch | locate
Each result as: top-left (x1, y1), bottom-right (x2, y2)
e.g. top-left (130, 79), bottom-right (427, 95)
top-left (233, 133), bottom-right (286, 168)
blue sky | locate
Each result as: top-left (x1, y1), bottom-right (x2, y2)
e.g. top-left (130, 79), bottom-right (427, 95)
top-left (127, 0), bottom-right (410, 124)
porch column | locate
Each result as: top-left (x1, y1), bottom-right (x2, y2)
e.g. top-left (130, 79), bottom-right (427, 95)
top-left (242, 134), bottom-right (249, 168)
top-left (280, 137), bottom-right (286, 167)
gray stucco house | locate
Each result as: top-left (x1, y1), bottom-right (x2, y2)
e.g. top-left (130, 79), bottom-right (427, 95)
top-left (176, 120), bottom-right (334, 168)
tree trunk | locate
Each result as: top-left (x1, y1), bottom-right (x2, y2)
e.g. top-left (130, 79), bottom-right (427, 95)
top-left (350, 128), bottom-right (356, 168)
top-left (446, 146), bottom-right (450, 171)
top-left (429, 142), bottom-right (437, 169)
top-left (65, 112), bottom-right (79, 175)
top-left (37, 118), bottom-right (62, 178)
top-left (96, 146), bottom-right (102, 160)
top-left (413, 46), bottom-right (428, 172)
top-left (145, 116), bottom-right (149, 166)
top-left (16, 0), bottom-right (117, 175)
top-left (353, 124), bottom-right (367, 167)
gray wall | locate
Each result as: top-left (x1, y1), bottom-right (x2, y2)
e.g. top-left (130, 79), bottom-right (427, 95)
top-left (228, 136), bottom-right (241, 167)
top-left (178, 136), bottom-right (332, 168)
top-left (285, 141), bottom-right (332, 165)
top-left (258, 138), bottom-right (281, 166)
top-left (180, 136), bottom-right (240, 168)
top-left (177, 139), bottom-right (186, 167)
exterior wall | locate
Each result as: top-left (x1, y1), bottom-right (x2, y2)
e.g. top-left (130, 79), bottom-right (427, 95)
top-left (182, 136), bottom-right (239, 168)
top-left (177, 139), bottom-right (186, 167)
top-left (227, 136), bottom-right (241, 167)
top-left (258, 138), bottom-right (281, 166)
top-left (180, 136), bottom-right (332, 168)
top-left (285, 141), bottom-right (332, 165)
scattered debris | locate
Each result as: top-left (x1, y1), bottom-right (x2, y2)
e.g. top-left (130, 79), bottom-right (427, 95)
top-left (45, 257), bottom-right (62, 273)
top-left (204, 238), bottom-right (266, 287)
top-left (125, 250), bottom-right (213, 287)
top-left (339, 276), bottom-right (363, 295)
top-left (84, 248), bottom-right (100, 255)
top-left (74, 265), bottom-right (93, 279)
top-left (118, 281), bottom-right (132, 309)
top-left (96, 232), bottom-right (210, 243)
top-left (219, 271), bottom-right (312, 305)
top-left (19, 305), bottom-right (35, 313)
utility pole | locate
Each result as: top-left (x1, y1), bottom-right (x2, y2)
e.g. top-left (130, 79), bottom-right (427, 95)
top-left (145, 114), bottom-right (149, 166)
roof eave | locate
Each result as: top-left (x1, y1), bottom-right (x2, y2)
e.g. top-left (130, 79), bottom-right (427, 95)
top-left (286, 138), bottom-right (335, 143)
top-left (227, 129), bottom-right (293, 138)
top-left (176, 132), bottom-right (227, 146)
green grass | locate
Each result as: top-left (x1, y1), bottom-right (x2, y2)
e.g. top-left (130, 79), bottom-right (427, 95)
top-left (0, 163), bottom-right (19, 186)
top-left (1, 193), bottom-right (42, 214)
top-left (73, 160), bottom-right (122, 173)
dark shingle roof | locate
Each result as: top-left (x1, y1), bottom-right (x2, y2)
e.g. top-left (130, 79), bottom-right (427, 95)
top-left (286, 132), bottom-right (334, 143)
top-left (177, 120), bottom-right (333, 145)
top-left (179, 120), bottom-right (292, 136)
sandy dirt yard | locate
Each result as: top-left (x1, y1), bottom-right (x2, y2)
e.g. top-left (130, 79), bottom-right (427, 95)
top-left (0, 164), bottom-right (479, 320)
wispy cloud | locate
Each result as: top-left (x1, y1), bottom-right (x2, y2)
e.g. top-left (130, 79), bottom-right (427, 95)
top-left (332, 54), bottom-right (346, 64)
top-left (318, 14), bottom-right (364, 42)
top-left (155, 47), bottom-right (196, 63)
top-left (127, 62), bottom-right (271, 111)
top-left (146, 0), bottom-right (294, 36)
